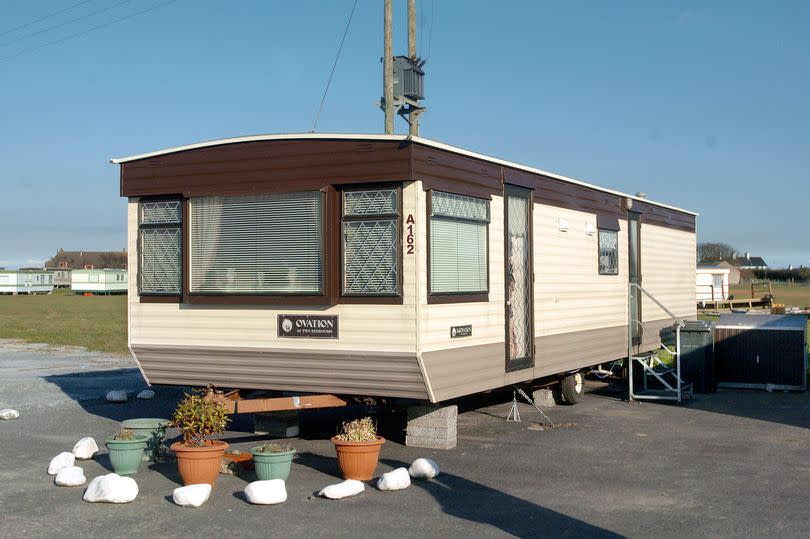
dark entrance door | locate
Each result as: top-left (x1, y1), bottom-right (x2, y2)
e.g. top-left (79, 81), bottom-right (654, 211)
top-left (505, 186), bottom-right (534, 372)
top-left (628, 212), bottom-right (642, 345)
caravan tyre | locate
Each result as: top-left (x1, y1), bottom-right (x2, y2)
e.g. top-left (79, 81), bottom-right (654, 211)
top-left (560, 372), bottom-right (585, 405)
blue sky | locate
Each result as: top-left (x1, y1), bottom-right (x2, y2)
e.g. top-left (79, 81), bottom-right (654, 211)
top-left (0, 0), bottom-right (807, 268)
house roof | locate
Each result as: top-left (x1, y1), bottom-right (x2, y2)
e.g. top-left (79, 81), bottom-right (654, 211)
top-left (110, 133), bottom-right (698, 217)
top-left (697, 262), bottom-right (731, 271)
top-left (44, 250), bottom-right (127, 270)
top-left (732, 256), bottom-right (768, 267)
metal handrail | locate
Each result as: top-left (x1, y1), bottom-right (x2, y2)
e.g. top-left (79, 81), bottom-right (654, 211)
top-left (628, 282), bottom-right (685, 403)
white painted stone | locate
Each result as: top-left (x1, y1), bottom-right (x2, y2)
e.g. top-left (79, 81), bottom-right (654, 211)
top-left (172, 484), bottom-right (212, 507)
top-left (47, 452), bottom-right (75, 475)
top-left (377, 467), bottom-right (411, 491)
top-left (408, 458), bottom-right (440, 479)
top-left (244, 479), bottom-right (287, 505)
top-left (72, 437), bottom-right (99, 460)
top-left (83, 473), bottom-right (138, 503)
top-left (0, 408), bottom-right (20, 420)
top-left (54, 466), bottom-right (86, 487)
top-left (318, 479), bottom-right (365, 500)
top-left (136, 389), bottom-right (155, 400)
top-left (105, 390), bottom-right (128, 403)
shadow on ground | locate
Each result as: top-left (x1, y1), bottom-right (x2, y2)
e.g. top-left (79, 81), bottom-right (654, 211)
top-left (380, 458), bottom-right (620, 538)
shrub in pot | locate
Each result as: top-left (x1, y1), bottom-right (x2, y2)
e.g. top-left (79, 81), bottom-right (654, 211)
top-left (170, 393), bottom-right (230, 486)
top-left (121, 418), bottom-right (170, 462)
top-left (105, 428), bottom-right (148, 475)
top-left (331, 417), bottom-right (384, 481)
top-left (251, 443), bottom-right (296, 481)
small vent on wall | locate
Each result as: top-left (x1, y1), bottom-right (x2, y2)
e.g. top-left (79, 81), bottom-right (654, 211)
top-left (356, 143), bottom-right (375, 153)
top-left (480, 168), bottom-right (489, 177)
top-left (426, 156), bottom-right (439, 166)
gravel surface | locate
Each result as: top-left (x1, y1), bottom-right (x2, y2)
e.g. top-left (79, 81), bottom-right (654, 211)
top-left (1, 339), bottom-right (809, 538)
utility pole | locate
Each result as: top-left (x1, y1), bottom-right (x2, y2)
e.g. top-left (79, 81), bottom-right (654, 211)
top-left (407, 0), bottom-right (420, 136)
top-left (383, 0), bottom-right (394, 134)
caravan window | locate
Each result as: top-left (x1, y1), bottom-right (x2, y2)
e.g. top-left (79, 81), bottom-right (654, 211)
top-left (342, 188), bottom-right (399, 296)
top-left (598, 229), bottom-right (619, 275)
top-left (429, 191), bottom-right (489, 295)
top-left (138, 199), bottom-right (182, 295)
top-left (189, 192), bottom-right (324, 294)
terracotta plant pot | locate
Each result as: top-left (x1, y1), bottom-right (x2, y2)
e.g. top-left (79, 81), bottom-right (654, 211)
top-left (170, 440), bottom-right (229, 486)
top-left (251, 447), bottom-right (296, 481)
top-left (105, 435), bottom-right (148, 475)
top-left (331, 436), bottom-right (385, 481)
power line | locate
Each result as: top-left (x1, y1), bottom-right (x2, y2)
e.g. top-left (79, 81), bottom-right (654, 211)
top-left (311, 0), bottom-right (360, 133)
top-left (0, 0), bottom-right (94, 39)
top-left (0, 0), bottom-right (132, 49)
top-left (0, 0), bottom-right (179, 64)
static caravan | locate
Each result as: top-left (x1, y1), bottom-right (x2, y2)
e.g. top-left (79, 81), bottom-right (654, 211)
top-left (0, 269), bottom-right (54, 294)
top-left (112, 134), bottom-right (697, 405)
top-left (50, 269), bottom-right (72, 288)
top-left (696, 264), bottom-right (730, 302)
top-left (71, 269), bottom-right (128, 294)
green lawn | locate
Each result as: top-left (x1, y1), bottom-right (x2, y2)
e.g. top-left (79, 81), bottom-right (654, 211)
top-left (730, 283), bottom-right (810, 308)
top-left (0, 292), bottom-right (127, 355)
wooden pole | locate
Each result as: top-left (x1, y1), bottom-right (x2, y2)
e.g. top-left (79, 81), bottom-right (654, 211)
top-left (407, 0), bottom-right (419, 136)
top-left (384, 0), bottom-right (394, 134)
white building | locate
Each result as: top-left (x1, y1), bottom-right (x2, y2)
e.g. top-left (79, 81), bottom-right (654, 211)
top-left (696, 264), bottom-right (730, 302)
top-left (0, 270), bottom-right (54, 294)
top-left (71, 269), bottom-right (128, 294)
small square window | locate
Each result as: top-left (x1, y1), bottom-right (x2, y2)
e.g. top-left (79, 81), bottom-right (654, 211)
top-left (598, 229), bottom-right (619, 275)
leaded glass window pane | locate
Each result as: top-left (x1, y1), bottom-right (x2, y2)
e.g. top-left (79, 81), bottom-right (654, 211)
top-left (140, 227), bottom-right (181, 293)
top-left (140, 200), bottom-right (181, 225)
top-left (598, 229), bottom-right (619, 275)
top-left (344, 189), bottom-right (397, 216)
top-left (343, 220), bottom-right (398, 294)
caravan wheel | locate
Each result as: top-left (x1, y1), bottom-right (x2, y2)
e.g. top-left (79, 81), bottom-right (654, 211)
top-left (560, 372), bottom-right (585, 405)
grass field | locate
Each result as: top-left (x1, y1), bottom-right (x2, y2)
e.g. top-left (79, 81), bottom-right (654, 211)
top-left (730, 282), bottom-right (810, 308)
top-left (0, 291), bottom-right (127, 355)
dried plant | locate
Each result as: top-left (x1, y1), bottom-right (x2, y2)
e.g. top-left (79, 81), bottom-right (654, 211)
top-left (334, 417), bottom-right (377, 442)
top-left (171, 393), bottom-right (230, 447)
top-left (254, 443), bottom-right (294, 454)
top-left (113, 428), bottom-right (135, 441)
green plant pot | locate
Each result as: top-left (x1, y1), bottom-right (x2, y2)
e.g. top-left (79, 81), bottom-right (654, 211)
top-left (105, 436), bottom-right (148, 475)
top-left (121, 418), bottom-right (170, 461)
top-left (251, 447), bottom-right (296, 481)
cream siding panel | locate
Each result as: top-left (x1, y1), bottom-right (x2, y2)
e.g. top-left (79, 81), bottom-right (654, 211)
top-left (420, 195), bottom-right (504, 352)
top-left (534, 205), bottom-right (629, 335)
top-left (640, 224), bottom-right (697, 321)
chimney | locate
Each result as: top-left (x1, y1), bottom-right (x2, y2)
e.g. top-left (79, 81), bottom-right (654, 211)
top-left (732, 252), bottom-right (737, 259)
top-left (745, 252), bottom-right (750, 259)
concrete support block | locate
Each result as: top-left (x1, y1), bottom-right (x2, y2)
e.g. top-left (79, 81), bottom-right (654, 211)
top-left (253, 410), bottom-right (299, 438)
top-left (405, 404), bottom-right (457, 450)
top-left (531, 388), bottom-right (556, 407)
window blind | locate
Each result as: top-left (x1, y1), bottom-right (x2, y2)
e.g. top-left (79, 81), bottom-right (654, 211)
top-left (429, 191), bottom-right (489, 294)
top-left (189, 192), bottom-right (323, 294)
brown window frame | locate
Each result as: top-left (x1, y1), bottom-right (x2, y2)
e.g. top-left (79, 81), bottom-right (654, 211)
top-left (137, 196), bottom-right (183, 303)
top-left (426, 190), bottom-right (491, 305)
top-left (337, 183), bottom-right (404, 305)
top-left (183, 190), bottom-right (330, 306)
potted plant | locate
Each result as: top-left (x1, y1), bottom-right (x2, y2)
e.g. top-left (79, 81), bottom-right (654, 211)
top-left (250, 443), bottom-right (296, 481)
top-left (121, 418), bottom-right (171, 462)
top-left (105, 428), bottom-right (148, 475)
top-left (169, 393), bottom-right (230, 486)
top-left (330, 417), bottom-right (384, 481)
